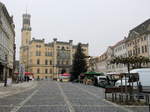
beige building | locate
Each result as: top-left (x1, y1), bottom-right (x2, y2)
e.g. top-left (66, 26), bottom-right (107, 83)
top-left (94, 53), bottom-right (107, 73)
top-left (0, 2), bottom-right (15, 82)
top-left (94, 19), bottom-right (150, 74)
top-left (126, 19), bottom-right (150, 57)
top-left (109, 39), bottom-right (128, 73)
top-left (20, 13), bottom-right (89, 79)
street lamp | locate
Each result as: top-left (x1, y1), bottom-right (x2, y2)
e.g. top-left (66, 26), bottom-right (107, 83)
top-left (4, 55), bottom-right (8, 87)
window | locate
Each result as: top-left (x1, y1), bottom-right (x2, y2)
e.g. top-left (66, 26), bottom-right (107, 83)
top-left (133, 41), bottom-right (134, 45)
top-left (62, 61), bottom-right (64, 65)
top-left (138, 48), bottom-right (140, 54)
top-left (36, 45), bottom-right (41, 48)
top-left (50, 69), bottom-right (52, 74)
top-left (45, 69), bottom-right (48, 74)
top-left (49, 60), bottom-right (52, 65)
top-left (133, 50), bottom-right (135, 55)
top-left (45, 59), bottom-right (48, 65)
top-left (37, 59), bottom-right (40, 64)
top-left (145, 45), bottom-right (147, 52)
top-left (66, 61), bottom-right (69, 65)
top-left (37, 69), bottom-right (40, 74)
top-left (45, 52), bottom-right (47, 56)
top-left (46, 52), bottom-right (52, 56)
top-left (141, 38), bottom-right (143, 41)
top-left (36, 51), bottom-right (41, 56)
top-left (62, 46), bottom-right (65, 50)
top-left (57, 52), bottom-right (59, 57)
top-left (135, 48), bottom-right (138, 55)
top-left (142, 46), bottom-right (144, 53)
top-left (57, 61), bottom-right (60, 65)
top-left (144, 36), bottom-right (147, 40)
top-left (48, 52), bottom-right (52, 56)
top-left (130, 50), bottom-right (132, 56)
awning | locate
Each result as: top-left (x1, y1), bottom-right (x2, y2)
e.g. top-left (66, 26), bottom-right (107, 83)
top-left (61, 73), bottom-right (71, 76)
top-left (83, 72), bottom-right (104, 76)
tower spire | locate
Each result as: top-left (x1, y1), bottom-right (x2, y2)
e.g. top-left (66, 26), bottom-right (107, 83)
top-left (26, 4), bottom-right (28, 14)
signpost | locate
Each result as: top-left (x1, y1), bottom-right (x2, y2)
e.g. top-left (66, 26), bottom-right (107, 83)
top-left (19, 64), bottom-right (25, 82)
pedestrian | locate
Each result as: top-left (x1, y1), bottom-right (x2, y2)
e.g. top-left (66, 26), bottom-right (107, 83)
top-left (138, 82), bottom-right (143, 92)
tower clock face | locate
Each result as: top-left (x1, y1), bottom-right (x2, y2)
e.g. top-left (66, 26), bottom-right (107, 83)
top-left (23, 19), bottom-right (30, 25)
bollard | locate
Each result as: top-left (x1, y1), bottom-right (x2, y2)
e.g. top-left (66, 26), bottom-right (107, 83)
top-left (112, 93), bottom-right (114, 102)
top-left (149, 104), bottom-right (150, 112)
top-left (126, 94), bottom-right (128, 103)
top-left (146, 95), bottom-right (148, 105)
top-left (115, 93), bottom-right (117, 101)
top-left (148, 95), bottom-right (150, 112)
top-left (119, 94), bottom-right (121, 103)
top-left (105, 93), bottom-right (107, 99)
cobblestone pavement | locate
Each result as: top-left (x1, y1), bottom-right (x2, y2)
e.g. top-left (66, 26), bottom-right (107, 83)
top-left (0, 81), bottom-right (37, 98)
top-left (0, 81), bottom-right (149, 112)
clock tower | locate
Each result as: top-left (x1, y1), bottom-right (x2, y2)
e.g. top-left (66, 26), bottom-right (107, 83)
top-left (20, 13), bottom-right (32, 71)
top-left (21, 13), bottom-right (31, 46)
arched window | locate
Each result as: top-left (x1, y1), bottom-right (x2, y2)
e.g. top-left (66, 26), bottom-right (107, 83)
top-left (37, 59), bottom-right (40, 64)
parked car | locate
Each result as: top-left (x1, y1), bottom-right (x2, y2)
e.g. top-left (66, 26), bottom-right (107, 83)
top-left (94, 75), bottom-right (108, 88)
top-left (115, 77), bottom-right (130, 87)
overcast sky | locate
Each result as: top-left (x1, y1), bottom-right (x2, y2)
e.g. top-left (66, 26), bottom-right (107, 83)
top-left (1, 0), bottom-right (150, 60)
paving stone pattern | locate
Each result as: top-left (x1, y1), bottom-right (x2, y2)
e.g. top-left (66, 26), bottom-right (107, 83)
top-left (0, 81), bottom-right (149, 112)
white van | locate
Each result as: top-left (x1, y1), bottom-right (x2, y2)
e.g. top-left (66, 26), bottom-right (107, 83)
top-left (115, 68), bottom-right (150, 87)
top-left (130, 68), bottom-right (150, 86)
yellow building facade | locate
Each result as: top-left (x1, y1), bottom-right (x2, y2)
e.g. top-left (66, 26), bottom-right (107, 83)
top-left (20, 13), bottom-right (89, 79)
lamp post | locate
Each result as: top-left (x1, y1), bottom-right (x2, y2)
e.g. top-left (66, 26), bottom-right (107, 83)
top-left (4, 55), bottom-right (8, 87)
